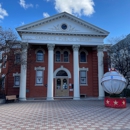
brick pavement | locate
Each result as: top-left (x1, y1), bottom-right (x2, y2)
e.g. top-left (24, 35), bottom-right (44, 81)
top-left (0, 100), bottom-right (130, 130)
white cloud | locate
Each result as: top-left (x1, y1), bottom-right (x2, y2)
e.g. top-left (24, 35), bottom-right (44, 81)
top-left (19, 0), bottom-right (33, 9)
top-left (21, 22), bottom-right (25, 25)
top-left (36, 4), bottom-right (39, 8)
top-left (43, 12), bottom-right (50, 18)
top-left (0, 4), bottom-right (8, 19)
top-left (54, 0), bottom-right (95, 17)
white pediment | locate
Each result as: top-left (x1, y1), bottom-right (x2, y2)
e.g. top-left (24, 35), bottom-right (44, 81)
top-left (16, 12), bottom-right (109, 36)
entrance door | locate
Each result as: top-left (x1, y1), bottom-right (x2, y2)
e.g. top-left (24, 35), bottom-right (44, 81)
top-left (55, 78), bottom-right (69, 97)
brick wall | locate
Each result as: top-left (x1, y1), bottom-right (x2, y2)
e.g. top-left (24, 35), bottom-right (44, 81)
top-left (2, 45), bottom-right (108, 98)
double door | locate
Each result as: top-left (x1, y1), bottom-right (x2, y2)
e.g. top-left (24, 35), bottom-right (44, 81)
top-left (55, 78), bottom-right (69, 97)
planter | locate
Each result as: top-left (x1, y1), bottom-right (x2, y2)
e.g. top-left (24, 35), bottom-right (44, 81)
top-left (105, 97), bottom-right (126, 108)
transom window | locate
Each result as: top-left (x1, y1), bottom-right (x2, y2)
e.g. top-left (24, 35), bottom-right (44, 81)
top-left (80, 71), bottom-right (87, 85)
top-left (56, 51), bottom-right (61, 62)
top-left (37, 50), bottom-right (43, 61)
top-left (80, 51), bottom-right (86, 62)
top-left (63, 51), bottom-right (69, 62)
top-left (56, 70), bottom-right (68, 76)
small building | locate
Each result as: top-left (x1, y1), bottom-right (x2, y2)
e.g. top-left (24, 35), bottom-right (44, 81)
top-left (1, 12), bottom-right (109, 100)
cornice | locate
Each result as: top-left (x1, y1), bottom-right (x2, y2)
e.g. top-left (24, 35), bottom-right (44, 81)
top-left (19, 30), bottom-right (107, 37)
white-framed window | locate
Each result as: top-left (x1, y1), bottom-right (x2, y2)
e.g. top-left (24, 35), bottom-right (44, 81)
top-left (79, 49), bottom-right (88, 63)
top-left (36, 50), bottom-right (44, 61)
top-left (80, 51), bottom-right (86, 62)
top-left (55, 51), bottom-right (61, 62)
top-left (14, 76), bottom-right (20, 86)
top-left (36, 70), bottom-right (43, 84)
top-left (13, 73), bottom-right (20, 87)
top-left (63, 51), bottom-right (69, 62)
top-left (79, 68), bottom-right (88, 86)
top-left (34, 67), bottom-right (45, 86)
top-left (80, 71), bottom-right (87, 84)
top-left (15, 53), bottom-right (21, 64)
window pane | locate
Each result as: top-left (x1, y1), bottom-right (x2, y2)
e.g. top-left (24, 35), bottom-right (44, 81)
top-left (80, 52), bottom-right (86, 62)
top-left (80, 78), bottom-right (86, 84)
top-left (56, 51), bottom-right (60, 62)
top-left (16, 54), bottom-right (20, 63)
top-left (36, 77), bottom-right (43, 84)
top-left (80, 71), bottom-right (86, 84)
top-left (80, 71), bottom-right (86, 77)
top-left (15, 81), bottom-right (20, 86)
top-left (15, 76), bottom-right (20, 86)
top-left (37, 71), bottom-right (42, 76)
top-left (56, 70), bottom-right (68, 76)
top-left (64, 51), bottom-right (68, 62)
top-left (36, 70), bottom-right (43, 84)
top-left (57, 79), bottom-right (61, 89)
top-left (37, 50), bottom-right (43, 61)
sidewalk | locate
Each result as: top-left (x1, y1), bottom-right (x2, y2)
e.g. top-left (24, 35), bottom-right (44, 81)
top-left (0, 100), bottom-right (130, 130)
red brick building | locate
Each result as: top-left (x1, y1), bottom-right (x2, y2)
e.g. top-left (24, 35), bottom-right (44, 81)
top-left (1, 12), bottom-right (109, 100)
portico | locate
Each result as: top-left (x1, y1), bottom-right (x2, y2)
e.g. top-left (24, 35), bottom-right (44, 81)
top-left (15, 12), bottom-right (109, 100)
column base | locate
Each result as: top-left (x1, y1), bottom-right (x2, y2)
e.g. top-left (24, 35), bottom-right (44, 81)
top-left (46, 97), bottom-right (54, 100)
top-left (73, 97), bottom-right (80, 100)
top-left (19, 98), bottom-right (26, 101)
top-left (98, 96), bottom-right (104, 100)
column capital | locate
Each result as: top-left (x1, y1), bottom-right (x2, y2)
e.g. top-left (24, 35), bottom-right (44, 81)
top-left (21, 43), bottom-right (28, 50)
top-left (97, 45), bottom-right (104, 51)
top-left (47, 44), bottom-right (55, 50)
top-left (72, 45), bottom-right (80, 51)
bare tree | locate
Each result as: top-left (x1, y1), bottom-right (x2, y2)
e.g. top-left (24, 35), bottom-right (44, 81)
top-left (107, 34), bottom-right (130, 97)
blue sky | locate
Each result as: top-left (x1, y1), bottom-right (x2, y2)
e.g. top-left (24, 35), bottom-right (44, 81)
top-left (0, 0), bottom-right (130, 43)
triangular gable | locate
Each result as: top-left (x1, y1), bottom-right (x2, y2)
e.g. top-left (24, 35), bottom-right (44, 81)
top-left (16, 12), bottom-right (109, 36)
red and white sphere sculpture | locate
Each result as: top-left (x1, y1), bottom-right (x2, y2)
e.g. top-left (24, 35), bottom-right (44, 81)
top-left (101, 69), bottom-right (126, 94)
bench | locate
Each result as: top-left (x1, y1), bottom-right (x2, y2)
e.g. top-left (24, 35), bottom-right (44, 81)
top-left (6, 95), bottom-right (18, 102)
top-left (80, 94), bottom-right (87, 98)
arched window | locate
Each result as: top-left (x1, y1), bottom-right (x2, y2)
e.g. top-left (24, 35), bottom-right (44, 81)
top-left (80, 51), bottom-right (86, 62)
top-left (37, 50), bottom-right (43, 61)
top-left (56, 51), bottom-right (61, 62)
top-left (56, 70), bottom-right (68, 76)
top-left (63, 51), bottom-right (69, 62)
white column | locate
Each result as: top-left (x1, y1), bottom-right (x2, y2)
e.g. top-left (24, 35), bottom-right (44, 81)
top-left (73, 45), bottom-right (80, 100)
top-left (47, 44), bottom-right (55, 100)
top-left (97, 45), bottom-right (104, 99)
top-left (19, 43), bottom-right (28, 101)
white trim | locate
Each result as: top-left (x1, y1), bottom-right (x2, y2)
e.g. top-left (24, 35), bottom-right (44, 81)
top-left (53, 66), bottom-right (71, 78)
top-left (79, 48), bottom-right (88, 55)
top-left (16, 12), bottom-right (109, 35)
top-left (35, 48), bottom-right (45, 54)
top-left (79, 68), bottom-right (89, 71)
top-left (62, 48), bottom-right (70, 54)
top-left (14, 50), bottom-right (21, 55)
top-left (34, 66), bottom-right (45, 70)
top-left (54, 47), bottom-right (62, 54)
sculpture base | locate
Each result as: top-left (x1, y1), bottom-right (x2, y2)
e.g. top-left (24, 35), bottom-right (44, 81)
top-left (105, 97), bottom-right (126, 108)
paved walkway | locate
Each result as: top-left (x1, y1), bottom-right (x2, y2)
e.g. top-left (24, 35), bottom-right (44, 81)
top-left (0, 100), bottom-right (130, 130)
